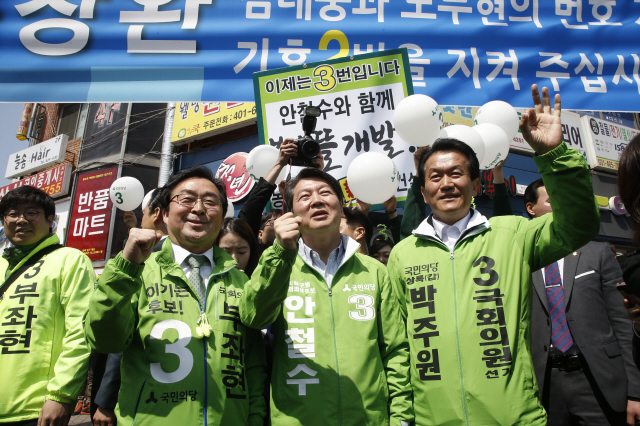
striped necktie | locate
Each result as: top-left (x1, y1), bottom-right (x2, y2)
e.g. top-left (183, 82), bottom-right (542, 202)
top-left (544, 261), bottom-right (574, 353)
top-left (187, 254), bottom-right (208, 311)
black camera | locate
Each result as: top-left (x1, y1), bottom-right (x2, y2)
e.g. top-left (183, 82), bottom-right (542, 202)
top-left (291, 106), bottom-right (321, 168)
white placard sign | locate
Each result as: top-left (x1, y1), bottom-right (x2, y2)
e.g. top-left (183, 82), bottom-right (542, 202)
top-left (582, 116), bottom-right (639, 173)
top-left (5, 134), bottom-right (69, 179)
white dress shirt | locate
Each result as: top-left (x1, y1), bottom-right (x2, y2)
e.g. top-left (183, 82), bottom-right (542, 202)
top-left (171, 243), bottom-right (215, 287)
top-left (298, 234), bottom-right (348, 287)
top-left (432, 212), bottom-right (472, 251)
top-left (542, 257), bottom-right (564, 285)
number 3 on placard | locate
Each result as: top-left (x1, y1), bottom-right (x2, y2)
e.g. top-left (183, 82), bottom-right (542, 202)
top-left (115, 192), bottom-right (123, 204)
top-left (348, 294), bottom-right (376, 321)
top-left (150, 319), bottom-right (194, 384)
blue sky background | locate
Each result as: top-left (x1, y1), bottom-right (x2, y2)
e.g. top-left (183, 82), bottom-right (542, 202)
top-left (0, 103), bottom-right (33, 186)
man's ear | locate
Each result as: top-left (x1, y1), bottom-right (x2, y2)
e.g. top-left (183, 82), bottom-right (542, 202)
top-left (258, 229), bottom-right (264, 242)
top-left (152, 207), bottom-right (163, 224)
top-left (354, 226), bottom-right (365, 242)
top-left (420, 186), bottom-right (430, 205)
top-left (472, 178), bottom-right (480, 197)
top-left (526, 202), bottom-right (536, 218)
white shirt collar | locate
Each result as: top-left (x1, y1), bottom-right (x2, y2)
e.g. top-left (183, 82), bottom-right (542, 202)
top-left (432, 211), bottom-right (472, 241)
top-left (171, 243), bottom-right (214, 269)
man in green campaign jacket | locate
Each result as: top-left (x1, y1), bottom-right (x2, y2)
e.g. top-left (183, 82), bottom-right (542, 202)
top-left (386, 85), bottom-right (600, 425)
top-left (85, 167), bottom-right (266, 426)
top-left (240, 167), bottom-right (413, 426)
top-left (0, 186), bottom-right (95, 426)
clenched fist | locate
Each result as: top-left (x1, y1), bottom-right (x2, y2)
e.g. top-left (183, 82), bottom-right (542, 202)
top-left (123, 228), bottom-right (163, 264)
top-left (274, 212), bottom-right (302, 251)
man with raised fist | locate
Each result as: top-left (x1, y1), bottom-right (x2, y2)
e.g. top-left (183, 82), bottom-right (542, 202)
top-left (240, 167), bottom-right (413, 426)
top-left (85, 167), bottom-right (266, 426)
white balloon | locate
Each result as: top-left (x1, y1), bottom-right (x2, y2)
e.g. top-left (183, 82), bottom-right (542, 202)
top-left (439, 125), bottom-right (485, 166)
top-left (347, 153), bottom-right (399, 204)
top-left (110, 176), bottom-right (145, 211)
top-left (246, 145), bottom-right (288, 183)
top-left (474, 100), bottom-right (520, 140)
top-left (141, 189), bottom-right (156, 212)
top-left (393, 94), bottom-right (443, 147)
top-left (473, 123), bottom-right (510, 169)
top-left (226, 199), bottom-right (235, 218)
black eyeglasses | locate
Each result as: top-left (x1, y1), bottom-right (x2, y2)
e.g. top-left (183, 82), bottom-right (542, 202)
top-left (263, 219), bottom-right (276, 227)
top-left (4, 209), bottom-right (43, 222)
top-left (171, 194), bottom-right (222, 211)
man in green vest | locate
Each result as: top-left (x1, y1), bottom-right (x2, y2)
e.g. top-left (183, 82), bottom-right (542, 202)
top-left (85, 167), bottom-right (266, 426)
top-left (0, 185), bottom-right (95, 426)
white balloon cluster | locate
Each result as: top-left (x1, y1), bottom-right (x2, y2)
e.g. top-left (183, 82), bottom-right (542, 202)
top-left (393, 94), bottom-right (518, 170)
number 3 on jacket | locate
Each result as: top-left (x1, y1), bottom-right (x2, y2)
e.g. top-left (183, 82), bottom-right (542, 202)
top-left (150, 319), bottom-right (194, 384)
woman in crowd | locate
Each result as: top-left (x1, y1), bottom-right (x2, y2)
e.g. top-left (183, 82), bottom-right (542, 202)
top-left (217, 217), bottom-right (260, 277)
top-left (369, 230), bottom-right (394, 266)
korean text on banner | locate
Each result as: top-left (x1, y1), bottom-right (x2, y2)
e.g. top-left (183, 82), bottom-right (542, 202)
top-left (254, 49), bottom-right (414, 208)
top-left (66, 167), bottom-right (118, 262)
top-left (0, 163), bottom-right (72, 201)
top-left (1, 2), bottom-right (640, 111)
top-left (171, 102), bottom-right (257, 144)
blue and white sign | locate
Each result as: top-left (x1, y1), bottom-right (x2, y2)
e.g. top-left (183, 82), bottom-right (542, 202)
top-left (1, 1), bottom-right (639, 110)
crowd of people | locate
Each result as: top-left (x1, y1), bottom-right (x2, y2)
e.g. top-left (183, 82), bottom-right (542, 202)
top-left (1, 85), bottom-right (640, 426)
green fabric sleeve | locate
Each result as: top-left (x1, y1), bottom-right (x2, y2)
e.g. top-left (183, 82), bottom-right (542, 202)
top-left (492, 183), bottom-right (514, 217)
top-left (526, 144), bottom-right (600, 271)
top-left (84, 252), bottom-right (145, 354)
top-left (240, 241), bottom-right (298, 329)
top-left (400, 177), bottom-right (426, 241)
top-left (376, 263), bottom-right (414, 425)
top-left (46, 252), bottom-right (95, 404)
top-left (245, 328), bottom-right (268, 426)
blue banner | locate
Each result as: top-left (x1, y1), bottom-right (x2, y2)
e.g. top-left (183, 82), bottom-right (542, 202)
top-left (1, 0), bottom-right (639, 110)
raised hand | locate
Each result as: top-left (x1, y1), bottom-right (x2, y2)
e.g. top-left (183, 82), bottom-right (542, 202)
top-left (274, 212), bottom-right (302, 251)
top-left (519, 85), bottom-right (563, 155)
top-left (123, 228), bottom-right (163, 264)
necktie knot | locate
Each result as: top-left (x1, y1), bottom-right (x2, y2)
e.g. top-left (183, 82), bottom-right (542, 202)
top-left (188, 254), bottom-right (208, 270)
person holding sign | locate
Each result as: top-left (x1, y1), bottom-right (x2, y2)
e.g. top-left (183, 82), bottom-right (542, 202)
top-left (85, 167), bottom-right (267, 426)
top-left (385, 85), bottom-right (600, 425)
top-left (240, 167), bottom-right (413, 426)
top-left (0, 186), bottom-right (95, 426)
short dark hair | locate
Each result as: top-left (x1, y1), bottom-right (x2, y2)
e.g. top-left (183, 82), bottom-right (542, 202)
top-left (369, 235), bottom-right (394, 257)
top-left (618, 134), bottom-right (640, 242)
top-left (147, 188), bottom-right (164, 215)
top-left (217, 217), bottom-right (260, 276)
top-left (160, 166), bottom-right (227, 217)
top-left (0, 186), bottom-right (55, 230)
top-left (284, 168), bottom-right (344, 213)
top-left (524, 178), bottom-right (545, 219)
top-left (417, 138), bottom-right (480, 187)
top-left (342, 207), bottom-right (373, 253)
top-left (260, 209), bottom-right (281, 230)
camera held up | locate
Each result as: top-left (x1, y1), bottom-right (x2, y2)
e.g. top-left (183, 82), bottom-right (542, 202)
top-left (291, 106), bottom-right (321, 168)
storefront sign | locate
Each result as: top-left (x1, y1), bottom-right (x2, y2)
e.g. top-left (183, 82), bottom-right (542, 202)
top-left (171, 102), bottom-right (257, 145)
top-left (215, 152), bottom-right (255, 202)
top-left (255, 49), bottom-right (413, 209)
top-left (583, 116), bottom-right (639, 173)
top-left (0, 163), bottom-right (72, 200)
top-left (5, 134), bottom-right (69, 179)
top-left (66, 167), bottom-right (118, 261)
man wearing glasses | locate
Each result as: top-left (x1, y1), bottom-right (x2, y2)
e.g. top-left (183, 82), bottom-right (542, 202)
top-left (0, 186), bottom-right (95, 426)
top-left (85, 167), bottom-right (266, 426)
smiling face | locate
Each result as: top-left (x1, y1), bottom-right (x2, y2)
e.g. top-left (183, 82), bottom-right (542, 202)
top-left (163, 177), bottom-right (223, 254)
top-left (291, 177), bottom-right (342, 237)
top-left (3, 203), bottom-right (53, 246)
top-left (421, 151), bottom-right (479, 225)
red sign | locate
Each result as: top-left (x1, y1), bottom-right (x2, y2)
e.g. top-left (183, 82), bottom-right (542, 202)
top-left (0, 163), bottom-right (71, 201)
top-left (215, 152), bottom-right (255, 202)
top-left (66, 167), bottom-right (118, 261)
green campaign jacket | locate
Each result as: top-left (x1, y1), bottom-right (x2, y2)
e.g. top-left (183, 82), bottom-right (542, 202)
top-left (0, 234), bottom-right (94, 422)
top-left (84, 239), bottom-right (266, 426)
top-left (241, 236), bottom-right (413, 426)
top-left (386, 144), bottom-right (600, 426)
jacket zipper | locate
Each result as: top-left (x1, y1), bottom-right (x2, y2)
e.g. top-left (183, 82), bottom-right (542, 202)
top-left (203, 285), bottom-right (209, 426)
top-left (449, 249), bottom-right (470, 426)
top-left (327, 285), bottom-right (342, 426)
